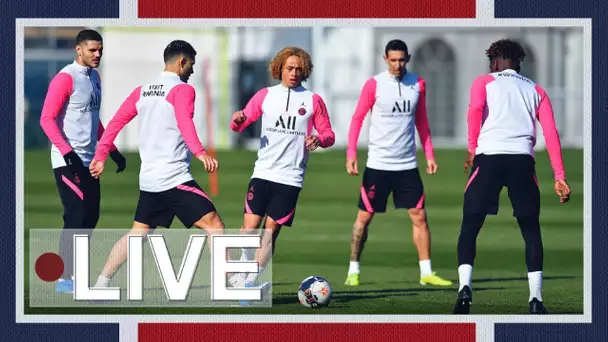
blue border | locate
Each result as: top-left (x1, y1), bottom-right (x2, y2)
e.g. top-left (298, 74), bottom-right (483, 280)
top-left (494, 0), bottom-right (606, 341)
top-left (4, 2), bottom-right (120, 341)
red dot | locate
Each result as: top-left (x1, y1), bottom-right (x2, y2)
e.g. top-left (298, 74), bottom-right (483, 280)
top-left (35, 253), bottom-right (64, 282)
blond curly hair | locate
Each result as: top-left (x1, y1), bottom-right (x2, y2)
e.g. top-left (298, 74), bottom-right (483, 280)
top-left (268, 46), bottom-right (314, 82)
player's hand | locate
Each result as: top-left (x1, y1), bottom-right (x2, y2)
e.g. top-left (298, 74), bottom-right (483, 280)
top-left (110, 150), bottom-right (126, 173)
top-left (554, 179), bottom-right (571, 203)
top-left (197, 153), bottom-right (219, 173)
top-left (346, 158), bottom-right (359, 176)
top-left (63, 151), bottom-right (85, 176)
top-left (305, 136), bottom-right (320, 151)
top-left (89, 159), bottom-right (105, 179)
top-left (426, 159), bottom-right (438, 175)
top-left (464, 151), bottom-right (474, 175)
top-left (232, 111), bottom-right (247, 125)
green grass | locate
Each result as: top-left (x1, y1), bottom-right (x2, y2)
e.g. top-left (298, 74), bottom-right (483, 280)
top-left (24, 148), bottom-right (584, 315)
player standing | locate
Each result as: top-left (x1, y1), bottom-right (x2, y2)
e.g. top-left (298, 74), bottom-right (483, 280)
top-left (452, 39), bottom-right (571, 314)
top-left (89, 40), bottom-right (225, 288)
top-left (344, 39), bottom-right (452, 288)
top-left (229, 46), bottom-right (336, 287)
top-left (39, 29), bottom-right (127, 294)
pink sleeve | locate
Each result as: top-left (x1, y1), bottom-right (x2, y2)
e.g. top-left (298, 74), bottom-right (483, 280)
top-left (414, 78), bottom-right (435, 161)
top-left (347, 78), bottom-right (376, 160)
top-left (535, 85), bottom-right (566, 181)
top-left (167, 84), bottom-right (206, 157)
top-left (97, 120), bottom-right (117, 152)
top-left (39, 72), bottom-right (73, 155)
top-left (311, 94), bottom-right (336, 148)
top-left (230, 88), bottom-right (267, 132)
top-left (94, 86), bottom-right (141, 162)
top-left (467, 75), bottom-right (494, 154)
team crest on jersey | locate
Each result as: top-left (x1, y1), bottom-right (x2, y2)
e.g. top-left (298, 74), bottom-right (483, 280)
top-left (298, 106), bottom-right (307, 116)
top-left (247, 186), bottom-right (255, 201)
top-left (368, 185), bottom-right (376, 199)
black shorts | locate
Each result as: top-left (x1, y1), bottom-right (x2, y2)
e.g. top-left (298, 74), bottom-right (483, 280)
top-left (53, 165), bottom-right (100, 228)
top-left (134, 180), bottom-right (216, 228)
top-left (359, 167), bottom-right (425, 213)
top-left (463, 154), bottom-right (540, 217)
top-left (244, 178), bottom-right (301, 227)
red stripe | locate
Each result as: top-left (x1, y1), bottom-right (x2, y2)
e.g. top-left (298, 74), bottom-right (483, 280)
top-left (138, 0), bottom-right (476, 18)
top-left (139, 323), bottom-right (475, 342)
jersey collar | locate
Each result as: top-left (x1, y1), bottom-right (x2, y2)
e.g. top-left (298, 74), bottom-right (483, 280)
top-left (72, 60), bottom-right (93, 75)
top-left (386, 70), bottom-right (407, 82)
top-left (277, 83), bottom-right (305, 92)
top-left (161, 71), bottom-right (182, 79)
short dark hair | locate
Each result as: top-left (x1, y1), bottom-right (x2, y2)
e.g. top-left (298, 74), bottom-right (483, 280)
top-left (76, 29), bottom-right (103, 45)
top-left (385, 39), bottom-right (408, 55)
top-left (486, 39), bottom-right (526, 65)
top-left (163, 40), bottom-right (197, 64)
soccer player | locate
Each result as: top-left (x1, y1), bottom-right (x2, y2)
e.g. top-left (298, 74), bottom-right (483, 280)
top-left (452, 39), bottom-right (571, 314)
top-left (39, 29), bottom-right (127, 293)
top-left (344, 39), bottom-right (452, 288)
top-left (228, 46), bottom-right (336, 287)
top-left (89, 40), bottom-right (225, 288)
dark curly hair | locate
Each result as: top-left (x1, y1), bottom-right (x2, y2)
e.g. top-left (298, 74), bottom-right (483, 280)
top-left (486, 39), bottom-right (526, 67)
top-left (269, 46), bottom-right (313, 82)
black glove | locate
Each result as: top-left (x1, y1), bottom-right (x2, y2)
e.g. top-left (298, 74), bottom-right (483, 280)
top-left (63, 151), bottom-right (84, 176)
top-left (110, 150), bottom-right (126, 173)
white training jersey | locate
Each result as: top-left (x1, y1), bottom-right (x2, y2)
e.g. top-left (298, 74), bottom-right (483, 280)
top-left (40, 61), bottom-right (103, 168)
top-left (467, 69), bottom-right (566, 180)
top-left (230, 84), bottom-right (336, 188)
top-left (95, 71), bottom-right (208, 192)
top-left (347, 70), bottom-right (435, 171)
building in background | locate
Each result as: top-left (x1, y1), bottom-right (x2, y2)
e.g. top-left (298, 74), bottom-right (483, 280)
top-left (23, 26), bottom-right (584, 152)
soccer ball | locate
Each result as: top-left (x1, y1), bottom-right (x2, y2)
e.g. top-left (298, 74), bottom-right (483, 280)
top-left (298, 276), bottom-right (332, 308)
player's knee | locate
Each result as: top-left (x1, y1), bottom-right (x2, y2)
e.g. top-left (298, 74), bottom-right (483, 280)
top-left (264, 216), bottom-right (282, 230)
top-left (242, 214), bottom-right (263, 233)
top-left (408, 208), bottom-right (428, 228)
top-left (64, 204), bottom-right (86, 228)
top-left (194, 211), bottom-right (225, 230)
top-left (84, 212), bottom-right (100, 229)
top-left (355, 210), bottom-right (373, 227)
top-left (127, 225), bottom-right (152, 241)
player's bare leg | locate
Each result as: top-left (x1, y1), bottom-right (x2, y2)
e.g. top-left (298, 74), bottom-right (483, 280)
top-left (239, 213), bottom-right (265, 260)
top-left (228, 213), bottom-right (265, 286)
top-left (345, 210), bottom-right (373, 286)
top-left (192, 210), bottom-right (230, 259)
top-left (408, 208), bottom-right (452, 287)
top-left (94, 221), bottom-right (151, 287)
top-left (243, 217), bottom-right (281, 285)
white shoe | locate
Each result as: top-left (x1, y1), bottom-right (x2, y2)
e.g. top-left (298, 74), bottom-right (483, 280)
top-left (228, 273), bottom-right (246, 287)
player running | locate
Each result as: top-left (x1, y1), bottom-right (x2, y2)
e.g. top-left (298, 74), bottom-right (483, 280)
top-left (453, 39), bottom-right (571, 314)
top-left (39, 29), bottom-right (127, 294)
top-left (344, 39), bottom-right (452, 288)
top-left (89, 40), bottom-right (225, 289)
top-left (228, 46), bottom-right (336, 287)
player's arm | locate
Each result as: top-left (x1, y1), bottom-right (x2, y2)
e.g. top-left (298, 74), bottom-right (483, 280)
top-left (414, 78), bottom-right (437, 174)
top-left (93, 86), bottom-right (141, 165)
top-left (97, 120), bottom-right (117, 152)
top-left (168, 84), bottom-right (218, 173)
top-left (535, 85), bottom-right (570, 202)
top-left (39, 72), bottom-right (74, 156)
top-left (346, 78), bottom-right (376, 161)
top-left (465, 75), bottom-right (490, 173)
top-left (230, 88), bottom-right (267, 132)
top-left (309, 94), bottom-right (336, 149)
top-left (98, 120), bottom-right (126, 173)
